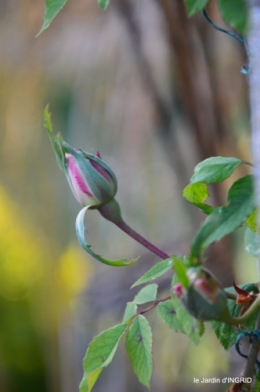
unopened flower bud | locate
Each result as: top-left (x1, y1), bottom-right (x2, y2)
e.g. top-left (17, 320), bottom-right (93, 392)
top-left (173, 283), bottom-right (184, 298)
top-left (63, 142), bottom-right (117, 209)
top-left (177, 267), bottom-right (229, 322)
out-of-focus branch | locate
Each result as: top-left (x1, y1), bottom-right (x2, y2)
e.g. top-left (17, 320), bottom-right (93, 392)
top-left (249, 1), bottom-right (260, 267)
top-left (239, 315), bottom-right (260, 392)
top-left (243, 1), bottom-right (260, 389)
top-left (114, 0), bottom-right (192, 191)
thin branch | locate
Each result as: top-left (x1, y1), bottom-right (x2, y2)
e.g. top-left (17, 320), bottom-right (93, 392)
top-left (239, 314), bottom-right (260, 392)
top-left (139, 295), bottom-right (171, 315)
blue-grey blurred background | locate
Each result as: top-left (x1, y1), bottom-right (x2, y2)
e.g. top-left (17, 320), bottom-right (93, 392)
top-left (0, 0), bottom-right (256, 391)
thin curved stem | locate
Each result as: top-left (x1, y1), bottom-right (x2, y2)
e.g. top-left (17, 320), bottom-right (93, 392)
top-left (139, 295), bottom-right (171, 316)
top-left (202, 10), bottom-right (244, 44)
top-left (98, 198), bottom-right (170, 259)
top-left (225, 296), bottom-right (260, 325)
top-left (116, 218), bottom-right (170, 260)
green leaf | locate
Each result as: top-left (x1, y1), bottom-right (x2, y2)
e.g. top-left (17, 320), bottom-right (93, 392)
top-left (123, 302), bottom-right (137, 323)
top-left (217, 0), bottom-right (247, 32)
top-left (76, 206), bottom-right (138, 266)
top-left (191, 175), bottom-right (255, 259)
top-left (171, 295), bottom-right (200, 344)
top-left (183, 183), bottom-right (213, 214)
top-left (246, 209), bottom-right (258, 233)
top-left (245, 227), bottom-right (260, 257)
top-left (125, 315), bottom-right (153, 388)
top-left (173, 258), bottom-right (190, 289)
top-left (37, 0), bottom-right (68, 36)
top-left (131, 258), bottom-right (173, 287)
top-left (255, 370), bottom-right (260, 392)
top-left (157, 301), bottom-right (184, 333)
top-left (184, 0), bottom-right (210, 15)
top-left (183, 183), bottom-right (209, 203)
top-left (80, 369), bottom-right (102, 392)
top-left (98, 0), bottom-right (110, 10)
top-left (82, 323), bottom-right (128, 391)
top-left (191, 157), bottom-right (243, 184)
top-left (134, 284), bottom-right (158, 305)
top-left (210, 283), bottom-right (259, 349)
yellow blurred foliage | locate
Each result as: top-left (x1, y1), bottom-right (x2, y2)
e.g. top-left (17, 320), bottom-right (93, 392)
top-left (0, 185), bottom-right (45, 300)
top-left (57, 244), bottom-right (92, 300)
top-left (0, 184), bottom-right (91, 304)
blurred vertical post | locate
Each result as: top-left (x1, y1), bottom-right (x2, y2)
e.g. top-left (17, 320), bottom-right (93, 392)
top-left (240, 2), bottom-right (260, 385)
top-left (248, 0), bottom-right (260, 275)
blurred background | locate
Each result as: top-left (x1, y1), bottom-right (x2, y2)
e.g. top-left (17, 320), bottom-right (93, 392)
top-left (0, 0), bottom-right (257, 391)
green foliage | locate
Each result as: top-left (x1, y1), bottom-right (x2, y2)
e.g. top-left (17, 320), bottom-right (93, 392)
top-left (190, 157), bottom-right (243, 184)
top-left (38, 0), bottom-right (110, 35)
top-left (172, 258), bottom-right (190, 289)
top-left (255, 370), bottom-right (260, 392)
top-left (183, 183), bottom-right (213, 214)
top-left (217, 0), bottom-right (247, 32)
top-left (157, 301), bottom-right (184, 333)
top-left (245, 227), bottom-right (260, 257)
top-left (210, 284), bottom-right (259, 349)
top-left (44, 106), bottom-right (64, 170)
top-left (123, 302), bottom-right (138, 323)
top-left (38, 0), bottom-right (68, 35)
top-left (184, 0), bottom-right (248, 33)
top-left (125, 315), bottom-right (153, 388)
top-left (191, 175), bottom-right (255, 259)
top-left (80, 324), bottom-right (128, 392)
top-left (132, 258), bottom-right (173, 287)
top-left (134, 284), bottom-right (158, 305)
top-left (184, 0), bottom-right (210, 15)
top-left (247, 209), bottom-right (258, 233)
top-left (76, 206), bottom-right (139, 266)
top-left (171, 295), bottom-right (201, 344)
top-left (98, 0), bottom-right (110, 10)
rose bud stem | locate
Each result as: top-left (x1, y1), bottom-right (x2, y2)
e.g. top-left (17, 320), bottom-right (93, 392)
top-left (98, 199), bottom-right (170, 260)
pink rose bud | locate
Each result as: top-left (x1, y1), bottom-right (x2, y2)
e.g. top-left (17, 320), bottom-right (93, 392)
top-left (180, 268), bottom-right (229, 322)
top-left (173, 283), bottom-right (184, 298)
top-left (63, 142), bottom-right (117, 208)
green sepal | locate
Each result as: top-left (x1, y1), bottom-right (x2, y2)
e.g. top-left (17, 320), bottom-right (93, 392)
top-left (210, 283), bottom-right (259, 349)
top-left (76, 206), bottom-right (139, 266)
top-left (81, 150), bottom-right (118, 194)
top-left (173, 257), bottom-right (190, 289)
top-left (44, 106), bottom-right (65, 170)
top-left (63, 142), bottom-right (116, 202)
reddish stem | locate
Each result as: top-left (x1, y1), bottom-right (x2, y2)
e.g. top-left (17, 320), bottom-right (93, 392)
top-left (116, 219), bottom-right (170, 260)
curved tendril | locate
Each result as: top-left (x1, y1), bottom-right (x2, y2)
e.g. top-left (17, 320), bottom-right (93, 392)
top-left (202, 10), bottom-right (251, 74)
top-left (202, 10), bottom-right (244, 44)
top-left (75, 206), bottom-right (139, 267)
top-left (235, 330), bottom-right (260, 372)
